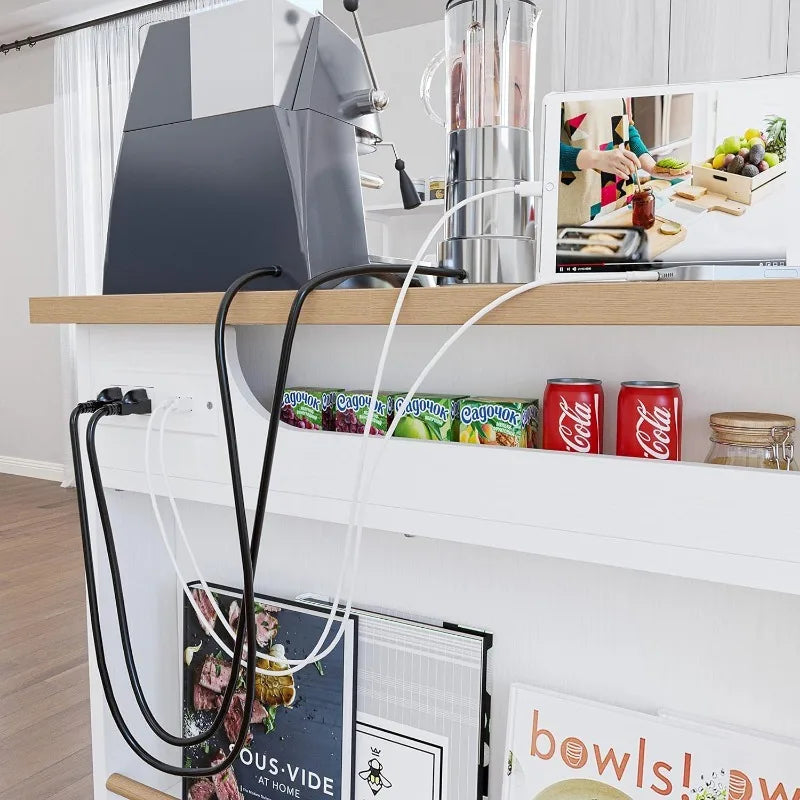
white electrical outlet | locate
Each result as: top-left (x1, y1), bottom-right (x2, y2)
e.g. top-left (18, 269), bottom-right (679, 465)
top-left (100, 373), bottom-right (219, 437)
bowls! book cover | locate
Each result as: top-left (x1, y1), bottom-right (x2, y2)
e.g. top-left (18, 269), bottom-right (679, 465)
top-left (503, 686), bottom-right (800, 800)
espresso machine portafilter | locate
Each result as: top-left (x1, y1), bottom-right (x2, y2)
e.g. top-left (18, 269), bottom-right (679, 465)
top-left (421, 0), bottom-right (541, 283)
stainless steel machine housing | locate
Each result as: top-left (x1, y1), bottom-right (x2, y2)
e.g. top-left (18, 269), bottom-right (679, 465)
top-left (103, 0), bottom-right (385, 294)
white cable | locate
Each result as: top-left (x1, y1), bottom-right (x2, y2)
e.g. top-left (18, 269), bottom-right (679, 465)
top-left (147, 186), bottom-right (522, 677)
top-left (278, 184), bottom-right (537, 662)
top-left (332, 269), bottom-right (662, 647)
top-left (145, 399), bottom-right (283, 676)
top-left (150, 396), bottom-right (362, 674)
top-left (261, 185), bottom-right (529, 663)
top-left (156, 401), bottom-right (344, 672)
top-left (149, 182), bottom-right (650, 676)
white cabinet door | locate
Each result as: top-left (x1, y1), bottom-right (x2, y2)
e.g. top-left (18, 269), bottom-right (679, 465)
top-left (564, 0), bottom-right (671, 91)
top-left (534, 0), bottom-right (567, 102)
top-left (670, 0), bottom-right (790, 83)
top-left (789, 0), bottom-right (800, 72)
top-left (533, 0), bottom-right (567, 174)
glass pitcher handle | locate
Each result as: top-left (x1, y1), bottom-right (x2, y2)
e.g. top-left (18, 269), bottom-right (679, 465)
top-left (420, 48), bottom-right (446, 128)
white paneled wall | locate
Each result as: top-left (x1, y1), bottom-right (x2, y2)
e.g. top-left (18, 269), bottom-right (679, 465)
top-left (564, 0), bottom-right (671, 90)
top-left (788, 0), bottom-right (800, 72)
top-left (670, 0), bottom-right (791, 83)
top-left (532, 0), bottom-right (567, 167)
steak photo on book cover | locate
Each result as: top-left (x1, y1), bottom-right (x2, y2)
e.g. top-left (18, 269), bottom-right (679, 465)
top-left (182, 584), bottom-right (357, 800)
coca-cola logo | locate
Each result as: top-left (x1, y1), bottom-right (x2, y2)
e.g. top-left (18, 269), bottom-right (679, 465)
top-left (558, 397), bottom-right (594, 453)
top-left (635, 401), bottom-right (672, 459)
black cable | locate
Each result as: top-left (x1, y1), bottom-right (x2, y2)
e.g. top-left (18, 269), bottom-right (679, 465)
top-left (248, 264), bottom-right (466, 569)
top-left (83, 404), bottom-right (245, 747)
top-left (70, 266), bottom-right (282, 775)
top-left (80, 271), bottom-right (284, 751)
top-left (75, 404), bottom-right (255, 775)
top-left (72, 263), bottom-right (463, 775)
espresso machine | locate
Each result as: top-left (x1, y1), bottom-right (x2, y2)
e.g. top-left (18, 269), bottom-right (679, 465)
top-left (421, 0), bottom-right (541, 283)
top-left (102, 0), bottom-right (421, 294)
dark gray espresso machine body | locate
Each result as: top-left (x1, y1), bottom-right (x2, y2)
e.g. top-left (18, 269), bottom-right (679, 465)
top-left (103, 0), bottom-right (380, 294)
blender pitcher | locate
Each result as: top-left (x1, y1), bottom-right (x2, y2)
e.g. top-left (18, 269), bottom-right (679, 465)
top-left (420, 0), bottom-right (541, 283)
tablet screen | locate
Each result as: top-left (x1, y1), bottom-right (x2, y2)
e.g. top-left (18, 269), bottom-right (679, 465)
top-left (552, 81), bottom-right (791, 273)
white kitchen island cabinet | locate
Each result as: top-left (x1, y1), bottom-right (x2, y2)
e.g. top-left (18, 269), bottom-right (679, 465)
top-left (30, 285), bottom-right (800, 800)
top-left (670, 0), bottom-right (791, 83)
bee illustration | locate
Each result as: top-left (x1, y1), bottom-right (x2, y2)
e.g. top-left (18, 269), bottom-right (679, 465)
top-left (358, 749), bottom-right (392, 796)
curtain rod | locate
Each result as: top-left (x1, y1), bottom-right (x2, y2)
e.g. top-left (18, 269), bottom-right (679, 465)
top-left (0, 0), bottom-right (180, 55)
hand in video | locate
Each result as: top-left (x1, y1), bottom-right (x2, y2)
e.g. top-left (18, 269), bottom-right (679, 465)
top-left (579, 147), bottom-right (641, 179)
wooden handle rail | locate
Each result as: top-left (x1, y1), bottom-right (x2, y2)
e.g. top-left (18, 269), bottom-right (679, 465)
top-left (107, 774), bottom-right (179, 800)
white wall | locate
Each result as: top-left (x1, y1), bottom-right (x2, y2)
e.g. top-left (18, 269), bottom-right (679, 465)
top-left (0, 42), bottom-right (64, 478)
top-left (360, 20), bottom-right (446, 210)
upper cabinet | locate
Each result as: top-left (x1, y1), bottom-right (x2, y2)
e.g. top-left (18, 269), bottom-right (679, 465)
top-left (563, 0), bottom-right (671, 91)
top-left (532, 0), bottom-right (567, 173)
top-left (788, 0), bottom-right (800, 73)
top-left (533, 0), bottom-right (567, 104)
top-left (669, 0), bottom-right (790, 82)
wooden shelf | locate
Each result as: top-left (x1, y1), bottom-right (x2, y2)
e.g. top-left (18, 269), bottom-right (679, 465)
top-left (28, 279), bottom-right (800, 326)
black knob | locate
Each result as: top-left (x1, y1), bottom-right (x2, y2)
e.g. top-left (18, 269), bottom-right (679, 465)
top-left (343, 0), bottom-right (359, 11)
top-left (395, 159), bottom-right (422, 210)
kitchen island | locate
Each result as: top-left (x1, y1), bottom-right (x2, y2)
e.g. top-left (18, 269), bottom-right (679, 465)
top-left (30, 289), bottom-right (800, 799)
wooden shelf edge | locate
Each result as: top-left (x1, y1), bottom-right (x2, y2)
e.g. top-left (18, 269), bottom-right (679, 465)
top-left (28, 280), bottom-right (800, 326)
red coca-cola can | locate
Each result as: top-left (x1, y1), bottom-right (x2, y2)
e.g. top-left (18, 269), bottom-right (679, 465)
top-left (616, 381), bottom-right (683, 461)
top-left (543, 379), bottom-right (605, 454)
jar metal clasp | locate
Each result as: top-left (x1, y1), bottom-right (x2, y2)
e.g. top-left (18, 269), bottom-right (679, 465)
top-left (770, 426), bottom-right (794, 472)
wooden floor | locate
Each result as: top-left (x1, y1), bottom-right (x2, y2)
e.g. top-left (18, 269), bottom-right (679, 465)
top-left (0, 474), bottom-right (92, 799)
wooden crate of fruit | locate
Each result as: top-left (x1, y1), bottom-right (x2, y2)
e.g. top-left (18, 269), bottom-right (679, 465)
top-left (692, 160), bottom-right (786, 205)
top-left (694, 118), bottom-right (786, 205)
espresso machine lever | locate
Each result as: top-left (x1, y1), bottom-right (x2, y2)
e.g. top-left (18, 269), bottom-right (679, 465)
top-left (343, 0), bottom-right (388, 113)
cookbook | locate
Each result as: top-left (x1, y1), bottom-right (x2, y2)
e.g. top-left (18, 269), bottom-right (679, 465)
top-left (182, 583), bottom-right (357, 800)
top-left (300, 595), bottom-right (493, 800)
top-left (502, 685), bottom-right (800, 800)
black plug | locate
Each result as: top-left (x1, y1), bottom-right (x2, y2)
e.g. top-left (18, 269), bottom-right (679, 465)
top-left (96, 387), bottom-right (123, 405)
top-left (117, 389), bottom-right (152, 416)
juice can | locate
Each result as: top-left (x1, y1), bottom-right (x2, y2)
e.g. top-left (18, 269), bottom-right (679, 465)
top-left (391, 394), bottom-right (463, 442)
top-left (280, 388), bottom-right (337, 431)
top-left (459, 397), bottom-right (539, 448)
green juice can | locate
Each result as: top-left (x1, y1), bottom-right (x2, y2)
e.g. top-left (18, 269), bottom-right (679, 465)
top-left (458, 397), bottom-right (540, 448)
top-left (391, 394), bottom-right (464, 442)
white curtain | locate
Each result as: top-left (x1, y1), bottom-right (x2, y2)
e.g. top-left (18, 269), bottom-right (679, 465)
top-left (54, 0), bottom-right (235, 484)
